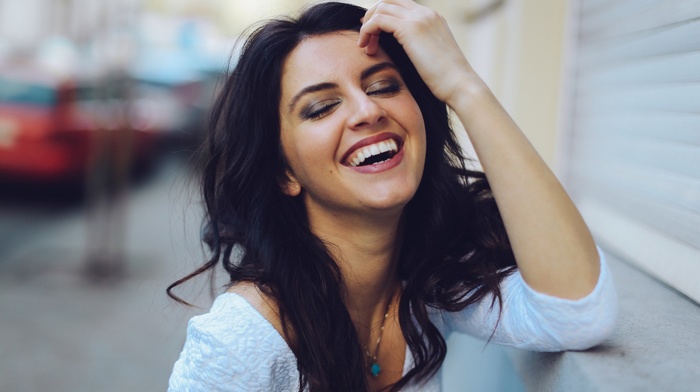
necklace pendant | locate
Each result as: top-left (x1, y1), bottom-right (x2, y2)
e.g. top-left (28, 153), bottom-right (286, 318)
top-left (370, 362), bottom-right (381, 377)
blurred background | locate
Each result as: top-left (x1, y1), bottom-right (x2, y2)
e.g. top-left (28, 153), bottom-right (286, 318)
top-left (0, 0), bottom-right (311, 391)
top-left (1, 0), bottom-right (698, 391)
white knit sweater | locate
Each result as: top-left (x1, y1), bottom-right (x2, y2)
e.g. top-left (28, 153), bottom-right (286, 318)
top-left (169, 250), bottom-right (617, 391)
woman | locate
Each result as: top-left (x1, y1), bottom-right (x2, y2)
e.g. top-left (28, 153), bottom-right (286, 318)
top-left (168, 1), bottom-right (617, 391)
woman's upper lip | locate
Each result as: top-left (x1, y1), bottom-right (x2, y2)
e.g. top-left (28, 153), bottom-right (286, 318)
top-left (341, 132), bottom-right (403, 165)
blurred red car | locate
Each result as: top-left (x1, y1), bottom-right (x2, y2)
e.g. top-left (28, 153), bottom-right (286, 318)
top-left (0, 66), bottom-right (157, 186)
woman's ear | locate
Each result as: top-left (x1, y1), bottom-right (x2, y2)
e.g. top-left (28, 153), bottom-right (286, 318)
top-left (280, 170), bottom-right (302, 197)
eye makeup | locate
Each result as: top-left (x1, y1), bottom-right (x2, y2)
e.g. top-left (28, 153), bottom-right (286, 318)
top-left (302, 99), bottom-right (341, 120)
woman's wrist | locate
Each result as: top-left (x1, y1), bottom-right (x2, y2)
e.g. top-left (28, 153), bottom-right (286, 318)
top-left (444, 74), bottom-right (500, 125)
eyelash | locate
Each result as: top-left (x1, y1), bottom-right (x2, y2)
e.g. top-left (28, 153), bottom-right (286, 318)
top-left (303, 100), bottom-right (340, 120)
top-left (367, 81), bottom-right (401, 96)
top-left (302, 80), bottom-right (402, 120)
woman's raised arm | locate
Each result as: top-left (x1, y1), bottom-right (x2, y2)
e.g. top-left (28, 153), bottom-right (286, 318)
top-left (360, 0), bottom-right (600, 300)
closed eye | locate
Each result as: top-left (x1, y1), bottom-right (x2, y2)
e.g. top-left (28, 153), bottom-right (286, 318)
top-left (302, 100), bottom-right (340, 120)
top-left (367, 80), bottom-right (401, 96)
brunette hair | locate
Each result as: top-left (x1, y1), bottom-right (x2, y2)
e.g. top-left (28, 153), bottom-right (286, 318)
top-left (168, 2), bottom-right (516, 391)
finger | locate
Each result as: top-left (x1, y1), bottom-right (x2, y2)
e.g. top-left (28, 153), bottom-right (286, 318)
top-left (358, 13), bottom-right (398, 49)
top-left (358, 4), bottom-right (410, 48)
top-left (364, 1), bottom-right (411, 24)
top-left (367, 0), bottom-right (416, 12)
top-left (359, 2), bottom-right (389, 48)
top-left (362, 1), bottom-right (380, 23)
top-left (359, 12), bottom-right (405, 37)
top-left (365, 34), bottom-right (380, 55)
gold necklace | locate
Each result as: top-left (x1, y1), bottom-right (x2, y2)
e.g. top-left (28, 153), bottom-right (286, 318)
top-left (363, 295), bottom-right (393, 377)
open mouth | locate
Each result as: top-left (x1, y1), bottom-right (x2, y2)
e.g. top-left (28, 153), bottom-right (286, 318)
top-left (344, 138), bottom-right (400, 167)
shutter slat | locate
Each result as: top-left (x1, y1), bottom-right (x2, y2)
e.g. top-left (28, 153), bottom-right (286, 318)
top-left (578, 19), bottom-right (700, 67)
top-left (576, 113), bottom-right (700, 146)
top-left (576, 82), bottom-right (700, 113)
top-left (579, 0), bottom-right (654, 18)
top-left (573, 175), bottom-right (700, 250)
top-left (579, 51), bottom-right (700, 85)
top-left (575, 138), bottom-right (700, 180)
top-left (581, 0), bottom-right (700, 41)
top-left (572, 144), bottom-right (700, 205)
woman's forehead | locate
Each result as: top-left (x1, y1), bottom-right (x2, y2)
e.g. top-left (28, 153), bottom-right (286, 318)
top-left (280, 31), bottom-right (394, 91)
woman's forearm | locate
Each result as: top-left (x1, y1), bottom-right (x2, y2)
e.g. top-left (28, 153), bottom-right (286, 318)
top-left (448, 80), bottom-right (600, 299)
top-left (359, 0), bottom-right (601, 299)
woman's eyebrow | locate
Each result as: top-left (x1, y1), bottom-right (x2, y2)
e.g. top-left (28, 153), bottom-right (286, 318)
top-left (287, 62), bottom-right (398, 112)
top-left (288, 82), bottom-right (336, 112)
top-left (360, 62), bottom-right (397, 80)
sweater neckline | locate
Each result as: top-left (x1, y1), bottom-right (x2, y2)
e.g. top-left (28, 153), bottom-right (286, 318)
top-left (219, 292), bottom-right (412, 377)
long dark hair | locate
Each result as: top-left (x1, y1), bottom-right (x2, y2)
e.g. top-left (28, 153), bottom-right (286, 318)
top-left (168, 2), bottom-right (516, 391)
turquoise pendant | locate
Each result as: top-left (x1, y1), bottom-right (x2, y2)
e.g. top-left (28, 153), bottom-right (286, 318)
top-left (370, 362), bottom-right (381, 377)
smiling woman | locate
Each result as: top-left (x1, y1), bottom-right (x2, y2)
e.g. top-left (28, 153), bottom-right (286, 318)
top-left (278, 33), bottom-right (425, 216)
top-left (166, 1), bottom-right (618, 392)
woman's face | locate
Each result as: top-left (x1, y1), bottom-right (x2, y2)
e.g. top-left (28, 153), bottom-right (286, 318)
top-left (278, 31), bottom-right (426, 221)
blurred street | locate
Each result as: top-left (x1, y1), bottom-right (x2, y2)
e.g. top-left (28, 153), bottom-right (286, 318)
top-left (0, 156), bottom-right (213, 392)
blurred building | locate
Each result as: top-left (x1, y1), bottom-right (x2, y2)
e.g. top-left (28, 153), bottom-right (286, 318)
top-left (0, 0), bottom-right (138, 69)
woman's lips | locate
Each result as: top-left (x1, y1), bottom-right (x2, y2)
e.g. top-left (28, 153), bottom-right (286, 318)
top-left (341, 133), bottom-right (403, 167)
top-left (346, 139), bottom-right (398, 167)
top-left (349, 147), bottom-right (404, 174)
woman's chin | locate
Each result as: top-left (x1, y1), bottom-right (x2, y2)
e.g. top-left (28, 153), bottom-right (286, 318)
top-left (357, 190), bottom-right (417, 215)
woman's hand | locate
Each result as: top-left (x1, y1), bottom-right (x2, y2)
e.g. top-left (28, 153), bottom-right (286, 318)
top-left (359, 0), bottom-right (483, 107)
top-left (362, 0), bottom-right (602, 301)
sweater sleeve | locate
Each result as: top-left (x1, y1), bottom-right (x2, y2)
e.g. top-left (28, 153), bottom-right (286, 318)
top-left (168, 294), bottom-right (299, 392)
top-left (443, 247), bottom-right (618, 351)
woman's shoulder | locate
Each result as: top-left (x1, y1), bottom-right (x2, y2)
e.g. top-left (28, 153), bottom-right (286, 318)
top-left (169, 286), bottom-right (298, 391)
top-left (186, 283), bottom-right (287, 349)
top-left (225, 282), bottom-right (286, 338)
top-left (183, 294), bottom-right (281, 352)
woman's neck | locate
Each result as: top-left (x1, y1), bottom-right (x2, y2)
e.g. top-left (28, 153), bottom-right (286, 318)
top-left (308, 208), bottom-right (403, 328)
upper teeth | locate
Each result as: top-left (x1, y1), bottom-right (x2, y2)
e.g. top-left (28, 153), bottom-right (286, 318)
top-left (348, 139), bottom-right (399, 167)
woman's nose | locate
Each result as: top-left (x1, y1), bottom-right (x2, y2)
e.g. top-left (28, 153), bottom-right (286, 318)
top-left (347, 94), bottom-right (386, 130)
